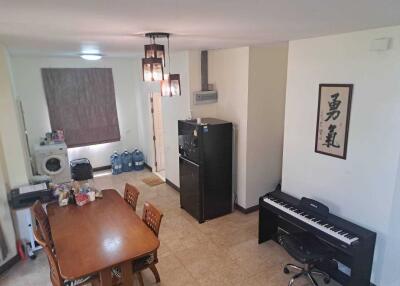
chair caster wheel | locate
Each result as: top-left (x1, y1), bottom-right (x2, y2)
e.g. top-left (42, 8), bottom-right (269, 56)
top-left (323, 277), bottom-right (330, 284)
top-left (283, 267), bottom-right (290, 274)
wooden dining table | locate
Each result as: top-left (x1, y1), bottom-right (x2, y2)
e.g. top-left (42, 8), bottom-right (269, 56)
top-left (47, 189), bottom-right (160, 286)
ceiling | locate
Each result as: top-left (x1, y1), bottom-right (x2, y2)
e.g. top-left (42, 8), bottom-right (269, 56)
top-left (1, 0), bottom-right (400, 57)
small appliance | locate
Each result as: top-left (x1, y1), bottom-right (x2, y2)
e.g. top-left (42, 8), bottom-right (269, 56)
top-left (34, 143), bottom-right (71, 184)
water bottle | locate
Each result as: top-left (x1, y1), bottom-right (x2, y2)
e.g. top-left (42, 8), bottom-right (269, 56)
top-left (121, 150), bottom-right (131, 172)
top-left (132, 149), bottom-right (145, 171)
top-left (111, 152), bottom-right (122, 175)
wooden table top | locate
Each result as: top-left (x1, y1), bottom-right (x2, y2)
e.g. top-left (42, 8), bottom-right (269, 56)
top-left (47, 189), bottom-right (159, 280)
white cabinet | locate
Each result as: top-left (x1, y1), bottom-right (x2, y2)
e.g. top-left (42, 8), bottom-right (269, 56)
top-left (12, 206), bottom-right (44, 257)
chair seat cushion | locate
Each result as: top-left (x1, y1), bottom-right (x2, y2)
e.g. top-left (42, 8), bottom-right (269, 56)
top-left (278, 232), bottom-right (333, 264)
top-left (64, 275), bottom-right (96, 286)
top-left (133, 253), bottom-right (155, 271)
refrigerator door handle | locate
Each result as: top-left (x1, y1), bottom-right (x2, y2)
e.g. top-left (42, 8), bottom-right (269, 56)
top-left (179, 156), bottom-right (200, 167)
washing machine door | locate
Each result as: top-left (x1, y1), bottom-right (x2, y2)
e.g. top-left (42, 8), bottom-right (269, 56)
top-left (42, 155), bottom-right (66, 175)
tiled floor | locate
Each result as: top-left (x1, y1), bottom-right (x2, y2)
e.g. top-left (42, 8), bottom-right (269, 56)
top-left (0, 169), bottom-right (340, 286)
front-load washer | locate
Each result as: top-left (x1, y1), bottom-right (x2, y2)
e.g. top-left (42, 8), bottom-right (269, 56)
top-left (34, 143), bottom-right (71, 184)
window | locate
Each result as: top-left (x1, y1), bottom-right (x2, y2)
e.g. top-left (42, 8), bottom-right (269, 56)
top-left (42, 68), bottom-right (120, 147)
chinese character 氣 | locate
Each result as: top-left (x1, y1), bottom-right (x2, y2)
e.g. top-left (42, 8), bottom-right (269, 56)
top-left (323, 124), bottom-right (340, 148)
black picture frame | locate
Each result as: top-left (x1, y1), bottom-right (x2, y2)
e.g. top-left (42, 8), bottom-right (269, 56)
top-left (315, 84), bottom-right (353, 159)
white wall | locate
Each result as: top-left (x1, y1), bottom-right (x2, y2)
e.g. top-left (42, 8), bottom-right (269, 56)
top-left (136, 52), bottom-right (191, 187)
top-left (382, 155), bottom-right (400, 284)
top-left (10, 51), bottom-right (192, 187)
top-left (0, 46), bottom-right (30, 188)
top-left (282, 25), bottom-right (400, 285)
top-left (189, 47), bottom-right (287, 208)
top-left (0, 133), bottom-right (17, 267)
top-left (0, 45), bottom-right (22, 266)
top-left (189, 44), bottom-right (288, 208)
top-left (246, 45), bottom-right (288, 207)
top-left (134, 57), bottom-right (154, 167)
top-left (208, 47), bottom-right (250, 207)
top-left (161, 52), bottom-right (191, 186)
top-left (10, 56), bottom-right (142, 169)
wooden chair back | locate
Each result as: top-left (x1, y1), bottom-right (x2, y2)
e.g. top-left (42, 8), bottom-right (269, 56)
top-left (142, 202), bottom-right (163, 237)
top-left (33, 228), bottom-right (63, 286)
top-left (31, 200), bottom-right (54, 249)
top-left (124, 183), bottom-right (140, 211)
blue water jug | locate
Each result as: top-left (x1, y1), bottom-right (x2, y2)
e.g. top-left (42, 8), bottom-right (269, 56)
top-left (132, 149), bottom-right (145, 171)
top-left (128, 151), bottom-right (134, 171)
top-left (111, 152), bottom-right (122, 175)
top-left (121, 150), bottom-right (132, 172)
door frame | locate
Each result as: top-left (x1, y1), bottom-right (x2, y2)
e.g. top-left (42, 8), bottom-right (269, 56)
top-left (149, 92), bottom-right (165, 173)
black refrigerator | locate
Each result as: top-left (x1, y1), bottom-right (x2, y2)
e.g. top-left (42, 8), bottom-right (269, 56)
top-left (178, 118), bottom-right (232, 223)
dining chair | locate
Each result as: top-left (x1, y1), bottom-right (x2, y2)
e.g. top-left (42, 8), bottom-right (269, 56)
top-left (32, 200), bottom-right (54, 250)
top-left (33, 228), bottom-right (100, 286)
top-left (133, 202), bottom-right (164, 286)
top-left (124, 183), bottom-right (140, 211)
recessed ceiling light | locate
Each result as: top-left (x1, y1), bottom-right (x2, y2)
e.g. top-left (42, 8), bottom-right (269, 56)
top-left (80, 54), bottom-right (102, 60)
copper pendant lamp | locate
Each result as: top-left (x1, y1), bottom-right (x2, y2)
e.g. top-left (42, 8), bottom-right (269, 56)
top-left (142, 32), bottom-right (181, 96)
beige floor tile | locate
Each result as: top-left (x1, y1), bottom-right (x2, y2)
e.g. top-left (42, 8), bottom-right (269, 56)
top-left (197, 270), bottom-right (231, 286)
top-left (157, 266), bottom-right (199, 286)
top-left (156, 253), bottom-right (184, 274)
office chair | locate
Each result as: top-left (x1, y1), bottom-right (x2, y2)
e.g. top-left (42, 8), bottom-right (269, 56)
top-left (279, 232), bottom-right (332, 286)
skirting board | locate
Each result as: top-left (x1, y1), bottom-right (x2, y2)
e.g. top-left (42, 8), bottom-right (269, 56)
top-left (166, 179), bottom-right (179, 192)
top-left (93, 163), bottom-right (151, 172)
top-left (0, 255), bottom-right (20, 275)
top-left (235, 203), bottom-right (259, 214)
top-left (93, 165), bottom-right (111, 172)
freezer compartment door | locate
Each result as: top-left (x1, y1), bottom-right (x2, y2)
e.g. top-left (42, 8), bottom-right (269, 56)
top-left (179, 157), bottom-right (203, 222)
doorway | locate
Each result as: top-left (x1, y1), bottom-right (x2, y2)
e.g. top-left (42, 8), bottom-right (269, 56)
top-left (150, 92), bottom-right (166, 180)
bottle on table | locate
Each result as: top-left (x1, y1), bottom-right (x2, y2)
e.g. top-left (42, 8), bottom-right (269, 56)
top-left (68, 189), bottom-right (76, 205)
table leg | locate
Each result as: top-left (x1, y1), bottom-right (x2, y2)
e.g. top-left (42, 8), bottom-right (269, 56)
top-left (99, 268), bottom-right (112, 286)
top-left (120, 260), bottom-right (134, 286)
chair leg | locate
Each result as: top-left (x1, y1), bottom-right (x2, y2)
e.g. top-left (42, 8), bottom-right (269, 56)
top-left (311, 269), bottom-right (330, 278)
top-left (137, 271), bottom-right (144, 286)
top-left (307, 272), bottom-right (319, 286)
top-left (288, 272), bottom-right (304, 286)
top-left (149, 264), bottom-right (161, 283)
top-left (286, 263), bottom-right (303, 272)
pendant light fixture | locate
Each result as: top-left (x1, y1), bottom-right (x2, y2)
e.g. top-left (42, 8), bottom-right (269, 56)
top-left (142, 57), bottom-right (163, 82)
top-left (144, 44), bottom-right (165, 66)
top-left (161, 73), bottom-right (181, 97)
top-left (160, 33), bottom-right (181, 96)
top-left (142, 32), bottom-right (167, 82)
top-left (142, 32), bottom-right (181, 96)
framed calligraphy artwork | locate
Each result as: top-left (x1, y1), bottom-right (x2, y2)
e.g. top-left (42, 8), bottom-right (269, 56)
top-left (315, 84), bottom-right (353, 159)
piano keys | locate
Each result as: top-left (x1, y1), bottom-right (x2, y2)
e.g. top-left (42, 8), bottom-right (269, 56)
top-left (259, 190), bottom-right (376, 286)
top-left (264, 195), bottom-right (359, 245)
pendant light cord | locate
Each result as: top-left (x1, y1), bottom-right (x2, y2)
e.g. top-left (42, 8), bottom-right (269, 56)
top-left (168, 36), bottom-right (170, 73)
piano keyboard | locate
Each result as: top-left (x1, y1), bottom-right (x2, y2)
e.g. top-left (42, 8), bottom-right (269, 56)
top-left (263, 196), bottom-right (359, 245)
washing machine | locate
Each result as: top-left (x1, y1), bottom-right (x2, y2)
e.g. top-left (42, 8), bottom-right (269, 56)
top-left (34, 143), bottom-right (71, 183)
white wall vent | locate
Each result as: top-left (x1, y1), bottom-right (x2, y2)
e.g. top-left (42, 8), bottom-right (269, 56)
top-left (193, 90), bottom-right (218, 105)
